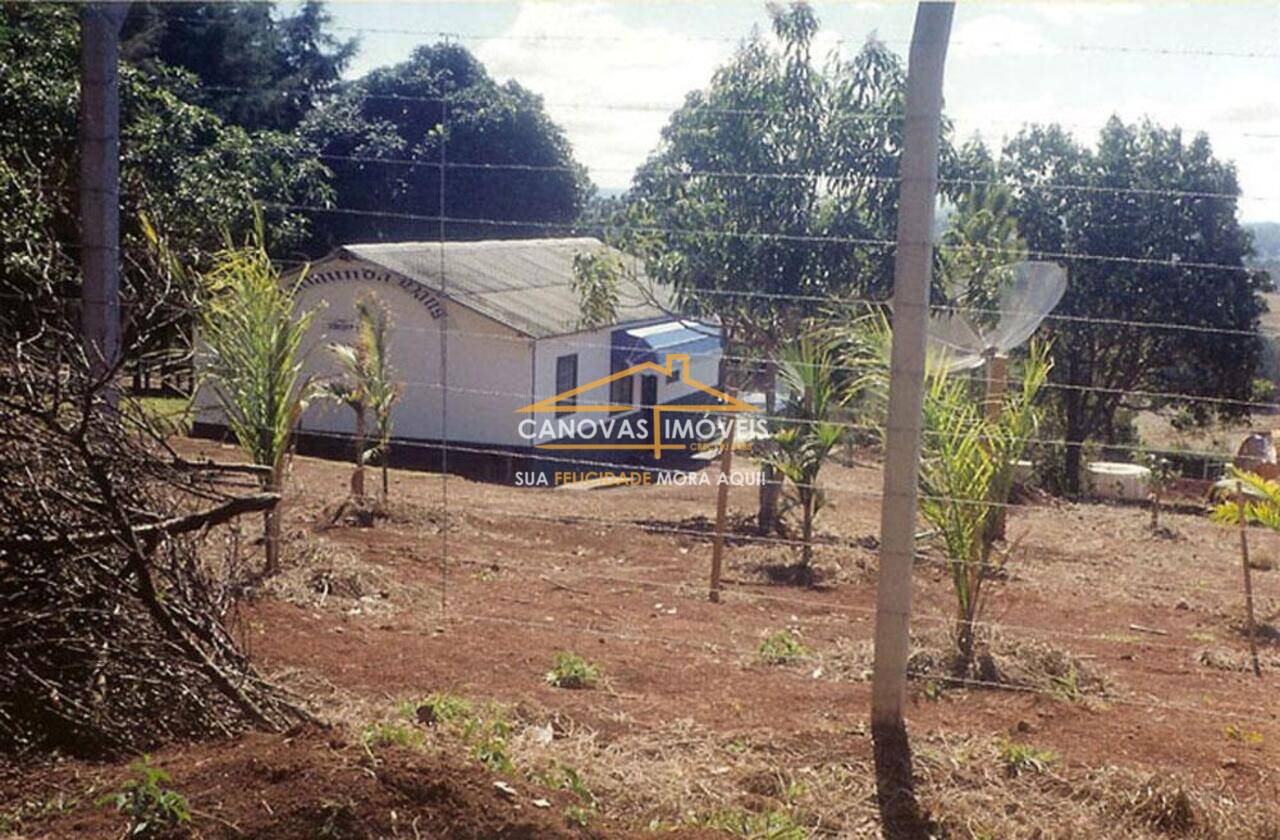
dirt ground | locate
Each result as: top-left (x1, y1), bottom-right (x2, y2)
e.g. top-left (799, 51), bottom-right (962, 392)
top-left (4, 440), bottom-right (1279, 838)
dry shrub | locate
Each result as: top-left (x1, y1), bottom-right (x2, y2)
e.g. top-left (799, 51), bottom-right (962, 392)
top-left (0, 277), bottom-right (308, 757)
top-left (266, 537), bottom-right (416, 615)
top-left (727, 542), bottom-right (873, 588)
top-left (817, 628), bottom-right (1110, 699)
top-left (1194, 647), bottom-right (1280, 673)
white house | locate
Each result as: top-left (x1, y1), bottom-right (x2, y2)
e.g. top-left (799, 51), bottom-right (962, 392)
top-left (195, 237), bottom-right (724, 476)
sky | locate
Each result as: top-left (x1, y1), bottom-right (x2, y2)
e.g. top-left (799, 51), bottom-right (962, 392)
top-left (310, 1), bottom-right (1280, 221)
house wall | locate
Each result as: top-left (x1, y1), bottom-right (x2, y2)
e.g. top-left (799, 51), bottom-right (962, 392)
top-left (194, 258), bottom-right (535, 449)
top-left (527, 323), bottom-right (722, 446)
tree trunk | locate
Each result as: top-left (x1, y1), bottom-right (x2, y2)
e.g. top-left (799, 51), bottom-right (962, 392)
top-left (263, 468), bottom-right (282, 575)
top-left (954, 613), bottom-right (976, 677)
top-left (757, 361), bottom-right (781, 534)
top-left (953, 562), bottom-right (982, 676)
top-left (1064, 389), bottom-right (1086, 495)
top-left (352, 407), bottom-right (366, 502)
top-left (801, 497), bottom-right (814, 571)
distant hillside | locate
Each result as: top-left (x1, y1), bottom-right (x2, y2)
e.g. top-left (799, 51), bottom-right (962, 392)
top-left (1247, 222), bottom-right (1280, 288)
top-left (1249, 221), bottom-right (1280, 258)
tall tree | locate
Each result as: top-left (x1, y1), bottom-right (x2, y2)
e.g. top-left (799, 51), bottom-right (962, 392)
top-left (1000, 118), bottom-right (1267, 491)
top-left (0, 3), bottom-right (331, 342)
top-left (301, 43), bottom-right (590, 250)
top-left (619, 2), bottom-right (971, 530)
top-left (121, 1), bottom-right (357, 133)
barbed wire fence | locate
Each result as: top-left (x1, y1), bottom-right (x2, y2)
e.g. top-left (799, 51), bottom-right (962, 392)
top-left (61, 3), bottom-right (1280, 822)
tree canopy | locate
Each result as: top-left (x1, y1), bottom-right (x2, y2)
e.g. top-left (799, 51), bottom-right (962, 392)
top-left (121, 1), bottom-right (358, 133)
top-left (1000, 118), bottom-right (1267, 489)
top-left (614, 1), bottom-right (1266, 490)
top-left (1, 0), bottom-right (595, 335)
top-left (300, 43), bottom-right (590, 250)
top-left (618, 2), bottom-right (974, 356)
top-left (0, 3), bottom-right (330, 332)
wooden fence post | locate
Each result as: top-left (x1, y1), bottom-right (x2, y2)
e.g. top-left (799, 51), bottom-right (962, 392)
top-left (710, 410), bottom-right (738, 603)
top-left (1237, 482), bottom-right (1263, 679)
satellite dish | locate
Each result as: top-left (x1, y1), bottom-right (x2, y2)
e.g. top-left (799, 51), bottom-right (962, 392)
top-left (927, 261), bottom-right (1067, 373)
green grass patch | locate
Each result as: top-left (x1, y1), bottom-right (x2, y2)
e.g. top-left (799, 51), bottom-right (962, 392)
top-left (545, 651), bottom-right (602, 689)
top-left (757, 630), bottom-right (810, 666)
top-left (998, 738), bottom-right (1058, 777)
top-left (130, 395), bottom-right (194, 436)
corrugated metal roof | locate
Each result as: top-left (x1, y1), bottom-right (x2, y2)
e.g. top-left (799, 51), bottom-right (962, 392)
top-left (337, 238), bottom-right (668, 339)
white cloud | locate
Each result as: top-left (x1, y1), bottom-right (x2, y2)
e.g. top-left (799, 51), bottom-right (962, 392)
top-left (950, 13), bottom-right (1060, 59)
top-left (476, 3), bottom-right (735, 190)
top-left (1031, 3), bottom-right (1141, 29)
top-left (467, 2), bottom-right (1279, 219)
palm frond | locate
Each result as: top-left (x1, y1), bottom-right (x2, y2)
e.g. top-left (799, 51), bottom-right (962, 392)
top-left (1211, 466), bottom-right (1280, 530)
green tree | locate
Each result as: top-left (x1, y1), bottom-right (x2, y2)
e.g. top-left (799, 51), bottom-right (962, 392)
top-left (570, 249), bottom-right (624, 330)
top-left (321, 294), bottom-right (401, 504)
top-left (619, 2), bottom-right (975, 531)
top-left (301, 43), bottom-right (590, 251)
top-left (122, 1), bottom-right (357, 132)
top-left (0, 4), bottom-right (330, 341)
top-left (767, 331), bottom-right (846, 578)
top-left (1000, 119), bottom-right (1267, 492)
top-left (361, 298), bottom-right (402, 502)
top-left (939, 184), bottom-right (1027, 330)
top-left (920, 344), bottom-right (1051, 674)
top-left (321, 342), bottom-right (373, 504)
top-left (197, 220), bottom-right (319, 574)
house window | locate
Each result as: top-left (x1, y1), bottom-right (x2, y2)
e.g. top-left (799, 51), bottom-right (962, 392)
top-left (609, 358), bottom-right (633, 410)
top-left (640, 374), bottom-right (658, 410)
top-left (555, 354), bottom-right (578, 417)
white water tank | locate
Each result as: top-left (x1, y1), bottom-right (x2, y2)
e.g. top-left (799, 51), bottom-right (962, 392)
top-left (1087, 461), bottom-right (1150, 501)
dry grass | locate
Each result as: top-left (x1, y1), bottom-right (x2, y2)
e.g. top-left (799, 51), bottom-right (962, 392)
top-left (272, 670), bottom-right (1278, 838)
top-left (265, 536), bottom-right (424, 615)
top-left (815, 627), bottom-right (1111, 701)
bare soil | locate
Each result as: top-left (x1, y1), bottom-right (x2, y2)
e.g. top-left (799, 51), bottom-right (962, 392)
top-left (4, 440), bottom-right (1279, 838)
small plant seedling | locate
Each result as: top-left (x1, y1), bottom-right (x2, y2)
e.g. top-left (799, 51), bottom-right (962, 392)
top-left (97, 755), bottom-right (190, 838)
top-left (1048, 663), bottom-right (1084, 703)
top-left (545, 652), bottom-right (602, 689)
top-left (702, 807), bottom-right (807, 839)
top-left (1145, 453), bottom-right (1175, 532)
top-left (565, 804), bottom-right (591, 828)
top-left (399, 692), bottom-right (473, 726)
top-left (537, 761), bottom-right (597, 809)
top-left (757, 630), bottom-right (810, 665)
top-left (1224, 724), bottom-right (1265, 745)
top-left (781, 778), bottom-right (807, 806)
top-left (360, 721), bottom-right (426, 751)
top-left (461, 708), bottom-right (514, 773)
top-left (998, 739), bottom-right (1058, 777)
